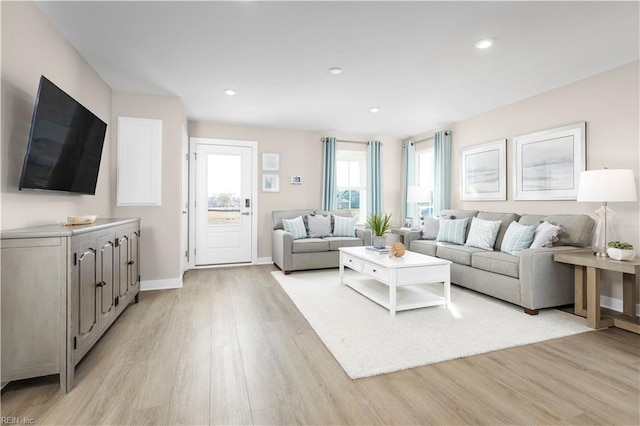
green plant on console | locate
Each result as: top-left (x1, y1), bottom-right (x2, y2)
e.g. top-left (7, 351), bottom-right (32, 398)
top-left (607, 241), bottom-right (634, 250)
top-left (366, 212), bottom-right (392, 237)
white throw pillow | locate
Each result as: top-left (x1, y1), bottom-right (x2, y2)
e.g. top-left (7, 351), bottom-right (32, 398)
top-left (333, 215), bottom-right (357, 237)
top-left (530, 221), bottom-right (563, 248)
top-left (282, 216), bottom-right (308, 240)
top-left (465, 217), bottom-right (501, 250)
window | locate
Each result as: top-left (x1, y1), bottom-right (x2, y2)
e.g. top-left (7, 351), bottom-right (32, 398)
top-left (336, 148), bottom-right (367, 224)
top-left (414, 146), bottom-right (434, 219)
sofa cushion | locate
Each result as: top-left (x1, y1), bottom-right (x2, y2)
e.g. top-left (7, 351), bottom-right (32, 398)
top-left (272, 209), bottom-right (315, 230)
top-left (409, 239), bottom-right (438, 257)
top-left (439, 209), bottom-right (478, 220)
top-left (306, 213), bottom-right (332, 238)
top-left (518, 214), bottom-right (545, 227)
top-left (282, 216), bottom-right (308, 240)
top-left (501, 221), bottom-right (537, 256)
top-left (530, 221), bottom-right (563, 248)
top-left (436, 243), bottom-right (484, 266)
top-left (324, 237), bottom-right (362, 251)
top-left (541, 214), bottom-right (595, 247)
top-left (436, 218), bottom-right (469, 245)
top-left (477, 212), bottom-right (521, 251)
top-left (472, 251), bottom-right (520, 279)
top-left (465, 217), bottom-right (502, 250)
top-left (292, 238), bottom-right (330, 253)
top-left (333, 215), bottom-right (357, 237)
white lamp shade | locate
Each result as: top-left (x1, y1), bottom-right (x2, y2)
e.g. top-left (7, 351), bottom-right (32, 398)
top-left (407, 185), bottom-right (431, 203)
top-left (577, 169), bottom-right (638, 202)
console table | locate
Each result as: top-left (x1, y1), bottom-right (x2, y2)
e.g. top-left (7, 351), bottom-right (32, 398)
top-left (554, 251), bottom-right (639, 334)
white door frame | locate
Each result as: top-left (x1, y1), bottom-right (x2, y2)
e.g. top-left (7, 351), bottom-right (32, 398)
top-left (187, 137), bottom-right (258, 269)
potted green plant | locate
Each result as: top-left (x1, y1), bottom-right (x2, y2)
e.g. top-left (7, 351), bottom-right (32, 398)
top-left (367, 212), bottom-right (392, 248)
top-left (607, 241), bottom-right (635, 261)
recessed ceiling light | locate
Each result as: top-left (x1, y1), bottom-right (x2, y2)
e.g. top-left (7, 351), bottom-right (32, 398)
top-left (224, 89), bottom-right (236, 96)
top-left (475, 39), bottom-right (494, 49)
top-left (328, 67), bottom-right (343, 75)
top-left (369, 107), bottom-right (380, 113)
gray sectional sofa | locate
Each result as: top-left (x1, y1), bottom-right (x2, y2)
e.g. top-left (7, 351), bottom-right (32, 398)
top-left (272, 209), bottom-right (372, 274)
top-left (405, 209), bottom-right (595, 314)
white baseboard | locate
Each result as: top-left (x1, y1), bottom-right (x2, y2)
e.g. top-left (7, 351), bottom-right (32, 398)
top-left (140, 277), bottom-right (183, 291)
top-left (256, 257), bottom-right (273, 265)
top-left (600, 295), bottom-right (640, 316)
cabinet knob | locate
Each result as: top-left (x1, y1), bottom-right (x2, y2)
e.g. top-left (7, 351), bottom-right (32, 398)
top-left (96, 281), bottom-right (106, 288)
top-left (373, 269), bottom-right (377, 273)
top-left (128, 261), bottom-right (135, 265)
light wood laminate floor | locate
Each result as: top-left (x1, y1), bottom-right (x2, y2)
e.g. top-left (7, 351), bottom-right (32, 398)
top-left (2, 265), bottom-right (639, 425)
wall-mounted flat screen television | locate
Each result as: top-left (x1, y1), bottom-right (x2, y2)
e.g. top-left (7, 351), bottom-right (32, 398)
top-left (19, 76), bottom-right (107, 195)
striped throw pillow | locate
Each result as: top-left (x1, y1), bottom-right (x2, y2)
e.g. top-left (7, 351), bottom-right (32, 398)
top-left (465, 217), bottom-right (502, 250)
top-left (282, 216), bottom-right (308, 240)
top-left (436, 218), bottom-right (469, 245)
top-left (333, 215), bottom-right (357, 237)
top-left (501, 221), bottom-right (537, 256)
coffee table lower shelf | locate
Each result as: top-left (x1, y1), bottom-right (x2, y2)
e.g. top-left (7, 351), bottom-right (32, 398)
top-left (343, 276), bottom-right (447, 314)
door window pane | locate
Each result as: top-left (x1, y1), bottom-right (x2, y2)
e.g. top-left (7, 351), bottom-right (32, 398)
top-left (207, 154), bottom-right (241, 225)
top-left (336, 149), bottom-right (367, 223)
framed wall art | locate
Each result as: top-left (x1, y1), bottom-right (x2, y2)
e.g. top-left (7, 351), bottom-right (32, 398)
top-left (513, 122), bottom-right (586, 200)
top-left (262, 174), bottom-right (280, 192)
top-left (262, 153), bottom-right (280, 171)
top-left (460, 139), bottom-right (506, 201)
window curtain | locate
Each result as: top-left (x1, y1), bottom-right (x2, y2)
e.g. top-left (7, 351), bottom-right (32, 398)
top-left (433, 130), bottom-right (452, 215)
top-left (402, 141), bottom-right (416, 220)
top-left (321, 136), bottom-right (337, 211)
top-left (366, 140), bottom-right (383, 216)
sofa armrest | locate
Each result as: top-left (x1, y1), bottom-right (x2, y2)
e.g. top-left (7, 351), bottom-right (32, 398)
top-left (355, 227), bottom-right (372, 246)
top-left (519, 246), bottom-right (580, 309)
top-left (272, 229), bottom-right (293, 272)
top-left (404, 231), bottom-right (423, 247)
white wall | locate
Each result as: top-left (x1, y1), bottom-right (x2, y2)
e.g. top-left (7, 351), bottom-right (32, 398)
top-left (111, 93), bottom-right (185, 285)
top-left (188, 122), bottom-right (403, 260)
top-left (412, 61), bottom-right (640, 306)
top-left (1, 1), bottom-right (113, 229)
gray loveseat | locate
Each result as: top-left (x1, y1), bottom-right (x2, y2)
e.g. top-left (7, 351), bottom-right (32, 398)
top-left (272, 209), bottom-right (372, 274)
top-left (405, 209), bottom-right (595, 314)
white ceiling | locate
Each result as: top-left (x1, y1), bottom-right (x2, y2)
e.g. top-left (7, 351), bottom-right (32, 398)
top-left (36, 1), bottom-right (639, 138)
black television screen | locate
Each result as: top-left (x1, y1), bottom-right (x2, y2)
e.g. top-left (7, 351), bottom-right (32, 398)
top-left (19, 76), bottom-right (107, 195)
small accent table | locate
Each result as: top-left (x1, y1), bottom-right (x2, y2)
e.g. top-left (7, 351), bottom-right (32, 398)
top-left (554, 251), bottom-right (639, 334)
top-left (339, 246), bottom-right (451, 317)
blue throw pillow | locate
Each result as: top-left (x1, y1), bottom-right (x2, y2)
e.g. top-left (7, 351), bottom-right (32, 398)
top-left (333, 215), bottom-right (357, 237)
top-left (501, 221), bottom-right (537, 256)
top-left (282, 216), bottom-right (308, 240)
top-left (436, 218), bottom-right (469, 245)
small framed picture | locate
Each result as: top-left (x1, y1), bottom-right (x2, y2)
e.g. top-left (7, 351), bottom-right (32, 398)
top-left (262, 174), bottom-right (280, 192)
top-left (404, 217), bottom-right (413, 228)
top-left (262, 153), bottom-right (280, 171)
top-left (291, 176), bottom-right (302, 185)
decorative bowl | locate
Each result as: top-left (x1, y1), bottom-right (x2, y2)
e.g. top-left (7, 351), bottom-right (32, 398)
top-left (606, 247), bottom-right (635, 261)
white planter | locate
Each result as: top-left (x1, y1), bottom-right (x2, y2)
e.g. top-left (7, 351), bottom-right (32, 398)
top-left (372, 235), bottom-right (387, 249)
top-left (606, 247), bottom-right (635, 261)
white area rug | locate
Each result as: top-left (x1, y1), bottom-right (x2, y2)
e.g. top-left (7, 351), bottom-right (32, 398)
top-left (272, 269), bottom-right (592, 379)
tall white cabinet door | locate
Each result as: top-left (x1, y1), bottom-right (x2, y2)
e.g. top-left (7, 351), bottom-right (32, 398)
top-left (117, 117), bottom-right (162, 206)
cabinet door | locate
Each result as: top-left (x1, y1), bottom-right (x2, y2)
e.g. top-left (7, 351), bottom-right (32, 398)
top-left (72, 240), bottom-right (99, 356)
top-left (117, 234), bottom-right (130, 301)
top-left (97, 235), bottom-right (117, 327)
top-left (129, 230), bottom-right (140, 290)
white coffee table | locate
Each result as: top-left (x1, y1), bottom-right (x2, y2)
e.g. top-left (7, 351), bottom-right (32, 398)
top-left (339, 246), bottom-right (452, 317)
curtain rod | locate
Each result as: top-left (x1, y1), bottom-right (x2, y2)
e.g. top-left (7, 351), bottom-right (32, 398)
top-left (336, 139), bottom-right (368, 144)
top-left (410, 131), bottom-right (450, 144)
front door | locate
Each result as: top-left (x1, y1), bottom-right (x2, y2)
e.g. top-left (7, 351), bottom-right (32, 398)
top-left (194, 143), bottom-right (253, 265)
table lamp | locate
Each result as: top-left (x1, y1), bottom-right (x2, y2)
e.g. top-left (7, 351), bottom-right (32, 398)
top-left (577, 168), bottom-right (638, 256)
